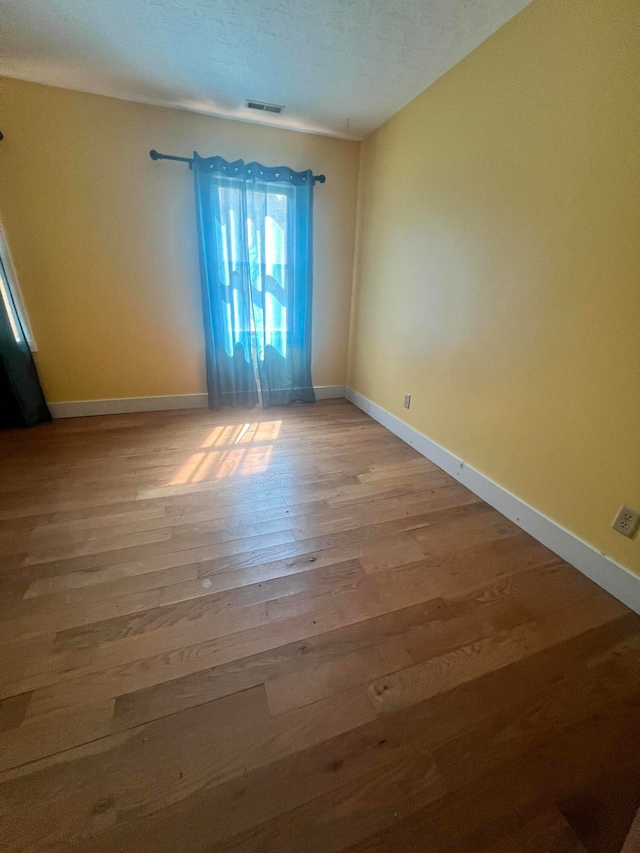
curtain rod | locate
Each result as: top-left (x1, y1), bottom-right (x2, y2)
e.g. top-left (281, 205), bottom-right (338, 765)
top-left (149, 150), bottom-right (326, 184)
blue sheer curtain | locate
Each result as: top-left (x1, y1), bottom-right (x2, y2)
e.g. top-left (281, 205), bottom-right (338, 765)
top-left (193, 154), bottom-right (315, 409)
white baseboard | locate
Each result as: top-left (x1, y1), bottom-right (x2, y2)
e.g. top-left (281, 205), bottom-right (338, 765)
top-left (48, 394), bottom-right (209, 418)
top-left (345, 387), bottom-right (640, 615)
top-left (48, 386), bottom-right (346, 419)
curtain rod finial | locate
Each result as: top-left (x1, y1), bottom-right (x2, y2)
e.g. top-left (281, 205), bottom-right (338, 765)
top-left (149, 149), bottom-right (160, 160)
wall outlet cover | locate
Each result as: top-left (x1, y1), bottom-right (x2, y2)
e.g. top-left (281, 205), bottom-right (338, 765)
top-left (403, 393), bottom-right (411, 409)
top-left (612, 506), bottom-right (640, 539)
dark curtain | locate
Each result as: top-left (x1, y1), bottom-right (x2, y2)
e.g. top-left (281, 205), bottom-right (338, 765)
top-left (0, 257), bottom-right (51, 428)
top-left (193, 153), bottom-right (315, 410)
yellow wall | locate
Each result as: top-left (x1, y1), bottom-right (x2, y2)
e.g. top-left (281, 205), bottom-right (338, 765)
top-left (0, 78), bottom-right (359, 401)
top-left (348, 0), bottom-right (640, 573)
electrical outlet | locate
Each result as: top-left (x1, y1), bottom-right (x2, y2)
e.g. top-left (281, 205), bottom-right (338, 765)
top-left (403, 393), bottom-right (411, 409)
top-left (612, 506), bottom-right (640, 538)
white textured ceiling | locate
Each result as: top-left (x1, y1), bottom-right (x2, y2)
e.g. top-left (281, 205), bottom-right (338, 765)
top-left (1, 0), bottom-right (531, 139)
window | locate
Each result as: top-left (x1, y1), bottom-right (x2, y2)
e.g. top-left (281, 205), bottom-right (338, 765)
top-left (248, 187), bottom-right (289, 358)
top-left (0, 224), bottom-right (36, 351)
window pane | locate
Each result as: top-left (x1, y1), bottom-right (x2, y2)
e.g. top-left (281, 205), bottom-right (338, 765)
top-left (265, 191), bottom-right (287, 356)
top-left (0, 257), bottom-right (23, 344)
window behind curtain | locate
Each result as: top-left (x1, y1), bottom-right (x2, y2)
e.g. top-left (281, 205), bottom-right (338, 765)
top-left (248, 186), bottom-right (289, 359)
top-left (0, 224), bottom-right (36, 351)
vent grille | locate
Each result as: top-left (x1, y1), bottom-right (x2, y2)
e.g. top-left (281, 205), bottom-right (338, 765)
top-left (246, 100), bottom-right (284, 114)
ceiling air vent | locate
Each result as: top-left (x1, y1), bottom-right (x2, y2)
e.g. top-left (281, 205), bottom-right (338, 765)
top-left (245, 100), bottom-right (284, 114)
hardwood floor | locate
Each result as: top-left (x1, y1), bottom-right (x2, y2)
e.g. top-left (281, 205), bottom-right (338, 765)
top-left (0, 399), bottom-right (638, 852)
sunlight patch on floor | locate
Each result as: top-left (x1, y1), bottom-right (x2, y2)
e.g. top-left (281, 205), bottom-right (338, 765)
top-left (169, 420), bottom-right (282, 484)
